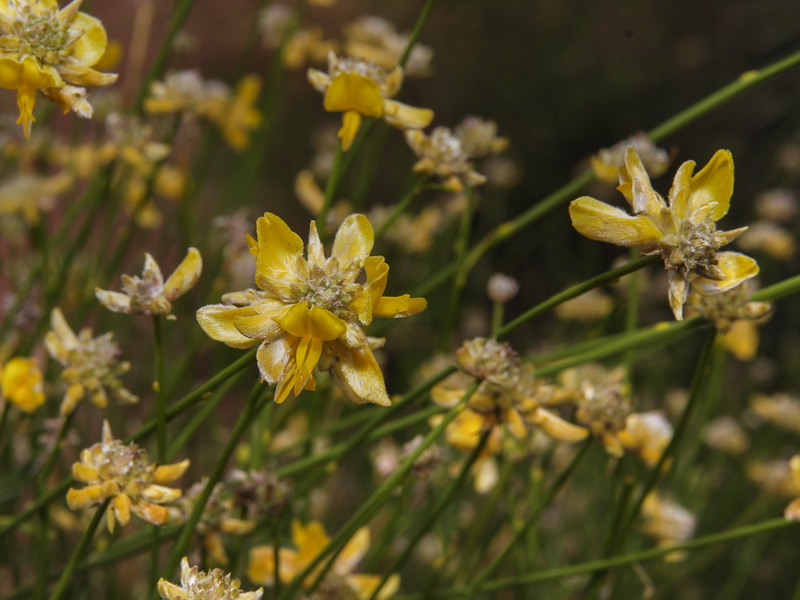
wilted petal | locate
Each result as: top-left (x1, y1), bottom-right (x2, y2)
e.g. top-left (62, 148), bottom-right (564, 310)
top-left (163, 247), bottom-right (202, 301)
top-left (569, 197), bottom-right (663, 247)
top-left (95, 288), bottom-right (132, 313)
top-left (256, 336), bottom-right (293, 386)
top-left (332, 345), bottom-right (391, 406)
top-left (692, 252), bottom-right (759, 296)
top-left (668, 270), bottom-right (689, 321)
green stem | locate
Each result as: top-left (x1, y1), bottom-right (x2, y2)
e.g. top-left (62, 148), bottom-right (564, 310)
top-left (278, 382), bottom-right (479, 600)
top-left (153, 317), bottom-right (167, 464)
top-left (368, 428), bottom-right (492, 600)
top-left (414, 519), bottom-right (796, 598)
top-left (50, 499), bottom-right (110, 600)
top-left (398, 0), bottom-right (438, 68)
top-left (374, 176), bottom-right (428, 240)
top-left (318, 144), bottom-right (344, 243)
top-left (134, 0), bottom-right (199, 113)
top-left (440, 187), bottom-right (476, 349)
top-left (161, 381), bottom-right (270, 579)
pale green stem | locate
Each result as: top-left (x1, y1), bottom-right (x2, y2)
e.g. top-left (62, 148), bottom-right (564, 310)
top-left (153, 317), bottom-right (167, 465)
top-left (318, 144), bottom-right (344, 244)
top-left (368, 428), bottom-right (492, 600)
top-left (374, 175), bottom-right (428, 239)
top-left (409, 519), bottom-right (796, 598)
top-left (277, 382), bottom-right (479, 600)
top-left (161, 380), bottom-right (270, 580)
top-left (50, 499), bottom-right (110, 600)
top-left (398, 0), bottom-right (438, 68)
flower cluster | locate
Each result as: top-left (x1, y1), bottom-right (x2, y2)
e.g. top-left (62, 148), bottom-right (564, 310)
top-left (0, 356), bottom-right (45, 412)
top-left (308, 51), bottom-right (433, 150)
top-left (197, 212), bottom-right (426, 405)
top-left (66, 421), bottom-right (189, 532)
top-left (45, 307), bottom-right (138, 415)
top-left (570, 147), bottom-right (759, 319)
top-left (158, 557), bottom-right (263, 600)
top-left (0, 0), bottom-right (118, 139)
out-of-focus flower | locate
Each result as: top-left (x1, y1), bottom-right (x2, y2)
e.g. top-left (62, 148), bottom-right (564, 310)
top-left (755, 188), bottom-right (798, 223)
top-left (343, 15), bottom-right (434, 76)
top-left (453, 116), bottom-right (509, 159)
top-left (207, 74), bottom-right (263, 152)
top-left (590, 133), bottom-right (669, 184)
top-left (0, 356), bottom-right (45, 412)
top-left (784, 456), bottom-right (800, 521)
top-left (197, 213), bottom-right (426, 405)
top-left (702, 416), bottom-right (749, 455)
top-left (405, 127), bottom-right (486, 193)
top-left (66, 421), bottom-right (189, 533)
top-left (736, 221), bottom-right (795, 260)
top-left (565, 364), bottom-right (632, 457)
top-left (308, 51), bottom-right (433, 151)
top-left (45, 307), bottom-right (138, 415)
top-left (0, 0), bottom-right (118, 139)
top-left (747, 458), bottom-right (798, 497)
top-left (750, 393), bottom-right (800, 433)
top-left (687, 281), bottom-right (772, 361)
top-left (487, 273), bottom-right (519, 304)
top-left (640, 492), bottom-right (696, 561)
top-left (367, 203), bottom-right (444, 254)
top-left (96, 247), bottom-right (202, 318)
top-left (258, 5), bottom-right (336, 69)
top-left (570, 147), bottom-right (759, 320)
top-left (158, 557), bottom-right (263, 600)
top-left (554, 288), bottom-right (614, 322)
top-left (248, 519), bottom-right (399, 599)
top-left (0, 171), bottom-right (71, 223)
top-left (617, 411), bottom-right (673, 468)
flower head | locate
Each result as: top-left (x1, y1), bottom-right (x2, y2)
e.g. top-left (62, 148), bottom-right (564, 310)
top-left (45, 307), bottom-right (137, 415)
top-left (308, 51), bottom-right (433, 151)
top-left (569, 147), bottom-right (759, 320)
top-left (158, 557), bottom-right (263, 600)
top-left (197, 213), bottom-right (426, 405)
top-left (343, 16), bottom-right (434, 76)
top-left (0, 356), bottom-right (45, 412)
top-left (96, 247), bottom-right (202, 318)
top-left (0, 0), bottom-right (118, 139)
top-left (405, 126), bottom-right (487, 193)
top-left (248, 519), bottom-right (399, 599)
top-left (590, 133), bottom-right (669, 184)
top-left (66, 420), bottom-right (189, 532)
top-left (640, 492), bottom-right (696, 561)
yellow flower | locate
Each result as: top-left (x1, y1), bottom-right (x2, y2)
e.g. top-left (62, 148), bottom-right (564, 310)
top-left (569, 147), bottom-right (759, 320)
top-left (159, 557), bottom-right (263, 600)
top-left (0, 356), bottom-right (45, 412)
top-left (44, 307), bottom-right (138, 415)
top-left (784, 455), bottom-right (800, 521)
top-left (308, 51), bottom-right (433, 151)
top-left (197, 212), bottom-right (426, 405)
top-left (0, 0), bottom-right (117, 139)
top-left (66, 420), bottom-right (189, 533)
top-left (617, 411), bottom-right (673, 468)
top-left (248, 519), bottom-right (399, 599)
top-left (405, 126), bottom-right (487, 193)
top-left (95, 247), bottom-right (202, 318)
top-left (343, 15), bottom-right (434, 77)
top-left (640, 492), bottom-right (696, 561)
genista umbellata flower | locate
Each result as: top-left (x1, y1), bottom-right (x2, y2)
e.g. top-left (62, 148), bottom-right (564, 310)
top-left (308, 50), bottom-right (433, 151)
top-left (66, 421), bottom-right (189, 532)
top-left (0, 356), bottom-right (44, 412)
top-left (0, 0), bottom-right (118, 139)
top-left (569, 147), bottom-right (759, 320)
top-left (247, 519), bottom-right (399, 599)
top-left (158, 557), bottom-right (263, 600)
top-left (45, 307), bottom-right (138, 415)
top-left (95, 247), bottom-right (202, 318)
top-left (197, 213), bottom-right (426, 405)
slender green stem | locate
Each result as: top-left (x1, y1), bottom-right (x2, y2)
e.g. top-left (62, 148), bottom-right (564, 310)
top-left (440, 187), bottom-right (476, 349)
top-left (318, 144), bottom-right (344, 243)
top-left (398, 0), bottom-right (438, 68)
top-left (278, 382), bottom-right (479, 600)
top-left (471, 437), bottom-right (593, 584)
top-left (162, 381), bottom-right (270, 579)
top-left (153, 317), bottom-right (167, 464)
top-left (134, 0), bottom-right (199, 113)
top-left (50, 500), bottom-right (110, 600)
top-left (412, 519), bottom-right (796, 598)
top-left (374, 176), bottom-right (428, 240)
top-left (36, 411), bottom-right (74, 484)
top-left (368, 428), bottom-right (492, 600)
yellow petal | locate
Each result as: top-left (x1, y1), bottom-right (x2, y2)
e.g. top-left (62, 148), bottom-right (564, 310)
top-left (723, 321), bottom-right (758, 361)
top-left (382, 99), bottom-right (434, 130)
top-left (71, 462), bottom-right (99, 483)
top-left (687, 149), bottom-right (734, 223)
top-left (620, 146), bottom-right (663, 215)
top-left (163, 247), bottom-right (202, 301)
top-left (95, 288), bottom-right (132, 313)
top-left (529, 408), bottom-right (589, 442)
top-left (254, 213), bottom-right (305, 292)
top-left (153, 459), bottom-right (190, 483)
top-left (276, 302), bottom-right (347, 341)
top-left (132, 501), bottom-right (170, 526)
top-left (336, 526), bottom-right (370, 574)
top-left (332, 345), bottom-right (391, 406)
top-left (66, 485), bottom-right (104, 510)
top-left (68, 12), bottom-right (109, 67)
top-left (691, 252), bottom-right (759, 296)
top-left (569, 197), bottom-right (663, 246)
top-left (113, 494), bottom-right (131, 526)
top-left (373, 294), bottom-right (427, 318)
top-left (16, 86), bottom-right (37, 141)
top-left (257, 336), bottom-right (293, 386)
top-left (196, 304), bottom-right (262, 348)
top-left (338, 110), bottom-right (362, 151)
top-left (332, 213), bottom-right (374, 265)
top-left (323, 72), bottom-right (383, 117)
